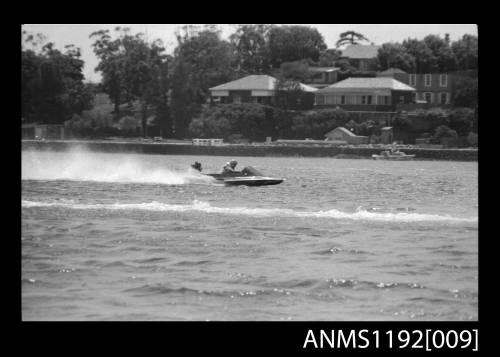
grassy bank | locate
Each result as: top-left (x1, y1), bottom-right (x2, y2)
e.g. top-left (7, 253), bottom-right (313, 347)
top-left (21, 139), bottom-right (478, 161)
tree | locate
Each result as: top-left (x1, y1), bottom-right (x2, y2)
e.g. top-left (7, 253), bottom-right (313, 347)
top-left (229, 24), bottom-right (271, 75)
top-left (22, 31), bottom-right (93, 124)
top-left (402, 38), bottom-right (438, 73)
top-left (453, 77), bottom-right (478, 108)
top-left (375, 33), bottom-right (476, 74)
top-left (377, 43), bottom-right (415, 72)
top-left (279, 60), bottom-right (310, 82)
top-left (447, 108), bottom-right (474, 136)
top-left (170, 25), bottom-right (237, 138)
top-left (433, 125), bottom-right (458, 141)
top-left (90, 28), bottom-right (127, 116)
top-left (267, 25), bottom-right (327, 68)
top-left (315, 49), bottom-right (342, 67)
top-left (91, 28), bottom-right (171, 137)
top-left (336, 31), bottom-right (369, 48)
top-left (274, 75), bottom-right (304, 112)
top-left (422, 34), bottom-right (458, 72)
top-left (452, 34), bottom-right (478, 71)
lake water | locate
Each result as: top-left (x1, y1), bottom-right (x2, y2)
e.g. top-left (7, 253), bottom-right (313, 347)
top-left (21, 149), bottom-right (478, 321)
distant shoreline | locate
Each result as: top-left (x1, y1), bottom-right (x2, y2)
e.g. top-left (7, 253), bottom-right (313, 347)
top-left (21, 139), bottom-right (478, 162)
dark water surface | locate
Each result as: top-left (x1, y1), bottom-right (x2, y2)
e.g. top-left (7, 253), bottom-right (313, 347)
top-left (21, 150), bottom-right (478, 320)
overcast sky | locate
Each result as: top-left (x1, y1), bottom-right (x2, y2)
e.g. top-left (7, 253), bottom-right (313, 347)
top-left (22, 24), bottom-right (477, 83)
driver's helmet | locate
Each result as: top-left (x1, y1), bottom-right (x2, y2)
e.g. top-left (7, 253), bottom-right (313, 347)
top-left (229, 159), bottom-right (237, 168)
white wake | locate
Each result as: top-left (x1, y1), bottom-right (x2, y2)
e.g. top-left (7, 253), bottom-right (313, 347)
top-left (22, 199), bottom-right (478, 224)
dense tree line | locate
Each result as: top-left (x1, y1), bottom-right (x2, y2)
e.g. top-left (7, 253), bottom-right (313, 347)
top-left (377, 34), bottom-right (478, 73)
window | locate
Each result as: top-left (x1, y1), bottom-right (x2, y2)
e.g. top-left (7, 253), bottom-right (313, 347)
top-left (440, 74), bottom-right (448, 87)
top-left (378, 96), bottom-right (389, 105)
top-left (233, 95), bottom-right (241, 104)
top-left (341, 96), bottom-right (346, 105)
top-left (424, 92), bottom-right (433, 103)
top-left (409, 74), bottom-right (416, 87)
top-left (315, 95), bottom-right (325, 105)
top-left (399, 96), bottom-right (405, 104)
top-left (411, 93), bottom-right (417, 102)
top-left (440, 92), bottom-right (449, 105)
top-left (424, 74), bottom-right (432, 87)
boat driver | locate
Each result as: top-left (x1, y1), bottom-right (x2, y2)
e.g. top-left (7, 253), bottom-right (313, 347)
top-left (222, 159), bottom-right (238, 173)
top-left (191, 161), bottom-right (202, 172)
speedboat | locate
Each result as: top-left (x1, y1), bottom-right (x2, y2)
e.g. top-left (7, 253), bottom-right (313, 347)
top-left (192, 163), bottom-right (284, 186)
top-left (372, 150), bottom-right (415, 160)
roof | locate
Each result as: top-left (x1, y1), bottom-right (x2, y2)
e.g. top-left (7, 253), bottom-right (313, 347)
top-left (341, 44), bottom-right (380, 59)
top-left (316, 77), bottom-right (416, 93)
top-left (297, 83), bottom-right (319, 92)
top-left (308, 67), bottom-right (341, 73)
top-left (210, 75), bottom-right (276, 91)
top-left (326, 126), bottom-right (357, 137)
top-left (209, 75), bottom-right (317, 92)
top-left (378, 68), bottom-right (407, 75)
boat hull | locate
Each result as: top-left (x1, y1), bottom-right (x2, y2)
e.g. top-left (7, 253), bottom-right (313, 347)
top-left (205, 174), bottom-right (284, 186)
top-left (219, 177), bottom-right (284, 186)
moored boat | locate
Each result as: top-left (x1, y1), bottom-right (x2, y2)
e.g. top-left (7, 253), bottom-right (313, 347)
top-left (372, 150), bottom-right (415, 160)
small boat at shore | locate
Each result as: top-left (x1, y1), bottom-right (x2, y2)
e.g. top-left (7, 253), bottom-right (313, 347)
top-left (191, 163), bottom-right (284, 186)
top-left (372, 150), bottom-right (415, 160)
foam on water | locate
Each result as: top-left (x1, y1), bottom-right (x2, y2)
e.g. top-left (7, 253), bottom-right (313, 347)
top-left (22, 199), bottom-right (478, 224)
top-left (21, 149), bottom-right (213, 185)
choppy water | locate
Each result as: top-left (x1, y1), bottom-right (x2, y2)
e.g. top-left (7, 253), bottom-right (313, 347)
top-left (21, 149), bottom-right (478, 321)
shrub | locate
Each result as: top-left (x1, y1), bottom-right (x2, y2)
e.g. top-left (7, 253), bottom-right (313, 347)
top-left (453, 77), bottom-right (477, 108)
top-left (116, 116), bottom-right (141, 131)
top-left (189, 103), bottom-right (277, 141)
top-left (392, 115), bottom-right (413, 131)
top-left (291, 108), bottom-right (349, 139)
top-left (467, 132), bottom-right (478, 147)
top-left (432, 125), bottom-right (458, 143)
top-left (447, 107), bottom-right (474, 136)
top-left (81, 108), bottom-right (114, 128)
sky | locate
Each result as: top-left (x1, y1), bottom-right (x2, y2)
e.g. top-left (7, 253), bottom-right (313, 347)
top-left (22, 24), bottom-right (477, 83)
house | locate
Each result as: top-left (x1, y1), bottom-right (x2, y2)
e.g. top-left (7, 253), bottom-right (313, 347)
top-left (324, 126), bottom-right (369, 145)
top-left (304, 67), bottom-right (341, 89)
top-left (209, 75), bottom-right (317, 107)
top-left (377, 70), bottom-right (472, 106)
top-left (314, 77), bottom-right (416, 112)
top-left (340, 44), bottom-right (381, 72)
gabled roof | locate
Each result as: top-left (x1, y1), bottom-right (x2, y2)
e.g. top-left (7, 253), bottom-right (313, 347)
top-left (316, 77), bottom-right (416, 93)
top-left (210, 75), bottom-right (276, 91)
top-left (341, 44), bottom-right (380, 59)
top-left (209, 75), bottom-right (318, 92)
top-left (326, 126), bottom-right (357, 137)
top-left (378, 67), bottom-right (407, 75)
top-left (297, 82), bottom-right (319, 92)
